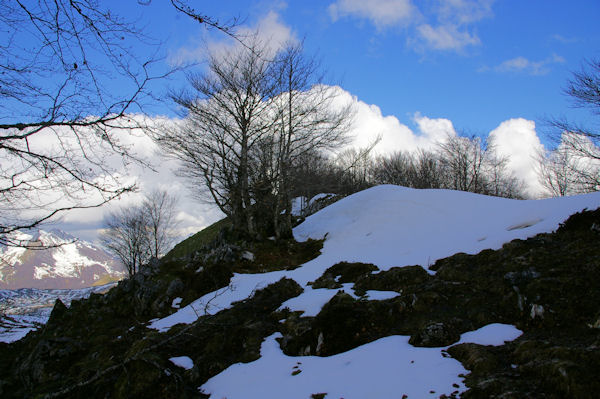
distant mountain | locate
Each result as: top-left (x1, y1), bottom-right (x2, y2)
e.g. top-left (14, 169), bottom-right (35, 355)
top-left (0, 229), bottom-right (124, 289)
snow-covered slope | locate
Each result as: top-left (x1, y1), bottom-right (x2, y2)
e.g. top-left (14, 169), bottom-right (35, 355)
top-left (0, 229), bottom-right (124, 289)
top-left (293, 185), bottom-right (600, 270)
top-left (147, 185), bottom-right (600, 398)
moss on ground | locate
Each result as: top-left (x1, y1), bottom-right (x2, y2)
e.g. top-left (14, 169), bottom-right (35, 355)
top-left (164, 217), bottom-right (231, 261)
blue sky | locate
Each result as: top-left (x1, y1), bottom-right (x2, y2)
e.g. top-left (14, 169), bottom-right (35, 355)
top-left (122, 0), bottom-right (600, 141)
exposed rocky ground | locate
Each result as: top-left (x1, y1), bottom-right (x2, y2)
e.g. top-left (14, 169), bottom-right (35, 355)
top-left (0, 208), bottom-right (599, 398)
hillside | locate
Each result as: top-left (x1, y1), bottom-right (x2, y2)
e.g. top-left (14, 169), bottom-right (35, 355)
top-left (0, 229), bottom-right (124, 290)
top-left (1, 185), bottom-right (599, 398)
top-left (0, 283), bottom-right (117, 344)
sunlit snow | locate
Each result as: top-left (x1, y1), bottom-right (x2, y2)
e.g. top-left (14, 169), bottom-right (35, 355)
top-left (149, 185), bottom-right (600, 332)
top-left (169, 356), bottom-right (194, 370)
top-left (278, 283), bottom-right (400, 317)
top-left (199, 324), bottom-right (522, 399)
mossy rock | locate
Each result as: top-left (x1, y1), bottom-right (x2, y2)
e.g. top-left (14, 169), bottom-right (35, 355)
top-left (354, 265), bottom-right (431, 295)
top-left (310, 262), bottom-right (379, 289)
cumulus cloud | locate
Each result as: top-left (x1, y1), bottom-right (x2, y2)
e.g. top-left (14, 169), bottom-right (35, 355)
top-left (412, 113), bottom-right (457, 146)
top-left (328, 0), bottom-right (492, 53)
top-left (332, 89), bottom-right (455, 156)
top-left (232, 10), bottom-right (297, 56)
top-left (328, 0), bottom-right (418, 29)
top-left (171, 10), bottom-right (297, 65)
top-left (339, 90), bottom-right (547, 197)
top-left (492, 54), bottom-right (565, 76)
top-left (415, 23), bottom-right (480, 51)
top-left (488, 118), bottom-right (545, 197)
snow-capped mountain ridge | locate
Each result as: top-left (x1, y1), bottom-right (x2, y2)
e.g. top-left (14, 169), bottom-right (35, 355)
top-left (0, 229), bottom-right (124, 289)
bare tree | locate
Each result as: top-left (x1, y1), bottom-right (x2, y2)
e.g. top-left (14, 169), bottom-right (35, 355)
top-left (288, 149), bottom-right (344, 203)
top-left (371, 150), bottom-right (445, 189)
top-left (334, 144), bottom-right (376, 195)
top-left (437, 134), bottom-right (487, 193)
top-left (155, 39), bottom-right (353, 239)
top-left (260, 42), bottom-right (354, 237)
top-left (168, 0), bottom-right (242, 38)
top-left (101, 206), bottom-right (150, 278)
top-left (143, 190), bottom-right (179, 259)
top-left (546, 59), bottom-right (600, 193)
top-left (155, 38), bottom-right (275, 239)
top-left (367, 135), bottom-right (525, 198)
top-left (101, 190), bottom-right (178, 276)
top-left (537, 145), bottom-right (573, 197)
top-left (0, 1), bottom-right (173, 248)
top-left (537, 136), bottom-right (600, 197)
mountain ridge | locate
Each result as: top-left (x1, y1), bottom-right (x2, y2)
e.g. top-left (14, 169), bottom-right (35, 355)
top-left (0, 229), bottom-right (124, 290)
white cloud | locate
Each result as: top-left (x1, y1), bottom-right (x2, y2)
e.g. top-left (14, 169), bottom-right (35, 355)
top-left (411, 0), bottom-right (494, 52)
top-left (328, 0), bottom-right (492, 53)
top-left (493, 54), bottom-right (565, 76)
top-left (435, 0), bottom-right (495, 25)
top-left (488, 118), bottom-right (545, 197)
top-left (55, 118), bottom-right (224, 244)
top-left (171, 11), bottom-right (296, 65)
top-left (328, 0), bottom-right (418, 29)
top-left (333, 90), bottom-right (452, 156)
top-left (413, 113), bottom-right (457, 146)
top-left (416, 23), bottom-right (480, 51)
top-left (339, 90), bottom-right (547, 197)
top-left (551, 34), bottom-right (577, 44)
top-left (233, 10), bottom-right (297, 57)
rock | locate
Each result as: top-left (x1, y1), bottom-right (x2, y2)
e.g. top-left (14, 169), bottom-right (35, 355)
top-left (241, 251), bottom-right (255, 261)
top-left (504, 268), bottom-right (540, 285)
top-left (530, 304), bottom-right (544, 319)
top-left (46, 298), bottom-right (68, 325)
top-left (447, 343), bottom-right (499, 374)
top-left (166, 278), bottom-right (184, 297)
top-left (310, 262), bottom-right (379, 289)
top-left (316, 332), bottom-right (324, 355)
top-left (409, 322), bottom-right (460, 347)
top-left (140, 257), bottom-right (161, 276)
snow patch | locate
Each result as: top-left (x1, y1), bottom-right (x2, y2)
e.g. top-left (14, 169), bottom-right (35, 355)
top-left (169, 356), bottom-right (194, 370)
top-left (200, 323), bottom-right (522, 398)
top-left (278, 283), bottom-right (400, 317)
top-left (200, 333), bottom-right (468, 399)
top-left (33, 266), bottom-right (51, 280)
top-left (171, 297), bottom-right (182, 309)
top-left (456, 323), bottom-right (523, 346)
top-left (149, 271), bottom-right (288, 332)
top-left (150, 186), bottom-right (600, 333)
